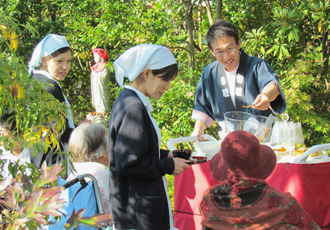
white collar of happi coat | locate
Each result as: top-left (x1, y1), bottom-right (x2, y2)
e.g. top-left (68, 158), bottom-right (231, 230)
top-left (124, 85), bottom-right (153, 112)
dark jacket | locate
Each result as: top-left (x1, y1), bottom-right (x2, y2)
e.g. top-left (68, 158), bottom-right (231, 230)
top-left (109, 88), bottom-right (175, 230)
top-left (31, 72), bottom-right (73, 169)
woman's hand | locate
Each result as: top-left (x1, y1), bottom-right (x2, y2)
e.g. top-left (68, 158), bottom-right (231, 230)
top-left (172, 158), bottom-right (190, 176)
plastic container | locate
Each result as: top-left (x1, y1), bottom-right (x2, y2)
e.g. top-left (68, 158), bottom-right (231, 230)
top-left (193, 140), bottom-right (221, 159)
top-left (224, 111), bottom-right (254, 133)
top-left (224, 111), bottom-right (273, 142)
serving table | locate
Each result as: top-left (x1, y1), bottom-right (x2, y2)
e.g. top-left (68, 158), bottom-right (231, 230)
top-left (173, 148), bottom-right (330, 230)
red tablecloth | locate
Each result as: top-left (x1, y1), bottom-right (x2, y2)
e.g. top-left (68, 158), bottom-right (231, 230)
top-left (174, 161), bottom-right (330, 230)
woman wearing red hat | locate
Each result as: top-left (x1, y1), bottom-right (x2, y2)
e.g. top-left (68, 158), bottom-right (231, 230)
top-left (200, 130), bottom-right (320, 230)
top-left (91, 48), bottom-right (111, 113)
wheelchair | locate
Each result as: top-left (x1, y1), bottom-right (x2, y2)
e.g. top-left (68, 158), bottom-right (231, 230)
top-left (46, 173), bottom-right (112, 230)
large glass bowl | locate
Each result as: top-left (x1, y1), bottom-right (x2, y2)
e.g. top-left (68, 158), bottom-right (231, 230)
top-left (224, 111), bottom-right (273, 142)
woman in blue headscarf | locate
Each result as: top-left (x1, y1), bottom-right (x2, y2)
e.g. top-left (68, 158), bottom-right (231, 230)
top-left (28, 34), bottom-right (75, 168)
top-left (109, 44), bottom-right (190, 230)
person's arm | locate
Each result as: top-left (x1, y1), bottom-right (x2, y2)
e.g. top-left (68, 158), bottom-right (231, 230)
top-left (191, 66), bottom-right (217, 140)
top-left (251, 59), bottom-right (286, 113)
top-left (166, 151), bottom-right (190, 176)
top-left (191, 120), bottom-right (207, 141)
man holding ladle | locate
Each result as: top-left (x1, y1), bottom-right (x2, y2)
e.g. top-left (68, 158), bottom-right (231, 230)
top-left (191, 20), bottom-right (287, 141)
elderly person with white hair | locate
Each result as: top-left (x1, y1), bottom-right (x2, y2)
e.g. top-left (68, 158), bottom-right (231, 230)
top-left (67, 122), bottom-right (110, 214)
top-left (28, 34), bottom-right (75, 168)
top-left (109, 44), bottom-right (190, 230)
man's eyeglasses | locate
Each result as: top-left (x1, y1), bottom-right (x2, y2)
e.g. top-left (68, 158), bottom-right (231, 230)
top-left (214, 46), bottom-right (236, 57)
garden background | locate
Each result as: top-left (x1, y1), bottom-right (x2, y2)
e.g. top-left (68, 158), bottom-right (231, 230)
top-left (1, 0), bottom-right (330, 219)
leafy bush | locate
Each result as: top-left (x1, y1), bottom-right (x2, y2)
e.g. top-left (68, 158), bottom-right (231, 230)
top-left (0, 161), bottom-right (112, 229)
top-left (0, 13), bottom-right (112, 229)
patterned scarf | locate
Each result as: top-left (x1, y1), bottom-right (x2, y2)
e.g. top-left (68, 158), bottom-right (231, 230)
top-left (200, 177), bottom-right (320, 230)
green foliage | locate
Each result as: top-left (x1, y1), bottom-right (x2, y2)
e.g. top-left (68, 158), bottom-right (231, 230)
top-left (0, 11), bottom-right (112, 229)
top-left (0, 22), bottom-right (68, 157)
top-left (153, 78), bottom-right (195, 147)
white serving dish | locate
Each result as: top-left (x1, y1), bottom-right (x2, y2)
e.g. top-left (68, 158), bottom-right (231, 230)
top-left (193, 140), bottom-right (221, 159)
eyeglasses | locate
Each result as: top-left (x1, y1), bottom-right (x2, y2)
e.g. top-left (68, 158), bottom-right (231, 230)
top-left (214, 46), bottom-right (237, 57)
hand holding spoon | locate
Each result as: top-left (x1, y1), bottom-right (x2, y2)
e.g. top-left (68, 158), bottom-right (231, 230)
top-left (242, 105), bottom-right (253, 108)
top-left (242, 104), bottom-right (276, 114)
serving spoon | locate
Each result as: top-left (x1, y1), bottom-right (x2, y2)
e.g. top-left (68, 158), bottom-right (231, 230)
top-left (242, 104), bottom-right (276, 114)
top-left (242, 105), bottom-right (253, 108)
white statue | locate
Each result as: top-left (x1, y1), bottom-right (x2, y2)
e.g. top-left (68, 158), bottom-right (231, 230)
top-left (90, 48), bottom-right (111, 113)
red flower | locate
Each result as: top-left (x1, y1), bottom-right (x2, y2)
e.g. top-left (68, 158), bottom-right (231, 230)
top-left (267, 194), bottom-right (283, 211)
top-left (285, 204), bottom-right (302, 226)
top-left (230, 195), bottom-right (241, 209)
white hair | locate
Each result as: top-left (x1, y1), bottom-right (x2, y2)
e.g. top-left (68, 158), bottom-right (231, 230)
top-left (68, 123), bottom-right (108, 162)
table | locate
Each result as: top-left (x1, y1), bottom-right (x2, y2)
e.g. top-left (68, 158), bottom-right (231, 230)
top-left (174, 161), bottom-right (217, 230)
top-left (174, 160), bottom-right (330, 230)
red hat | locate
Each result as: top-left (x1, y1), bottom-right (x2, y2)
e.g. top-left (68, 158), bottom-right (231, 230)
top-left (209, 130), bottom-right (276, 181)
top-left (92, 48), bottom-right (109, 61)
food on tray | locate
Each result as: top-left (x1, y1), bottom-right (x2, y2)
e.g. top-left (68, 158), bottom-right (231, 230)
top-left (86, 112), bottom-right (110, 126)
top-left (272, 146), bottom-right (291, 160)
top-left (293, 146), bottom-right (308, 156)
top-left (293, 146), bottom-right (323, 157)
top-left (274, 146), bottom-right (287, 152)
top-left (187, 156), bottom-right (207, 165)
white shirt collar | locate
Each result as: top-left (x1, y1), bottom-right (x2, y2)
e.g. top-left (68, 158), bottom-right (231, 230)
top-left (33, 69), bottom-right (62, 89)
top-left (124, 85), bottom-right (153, 112)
